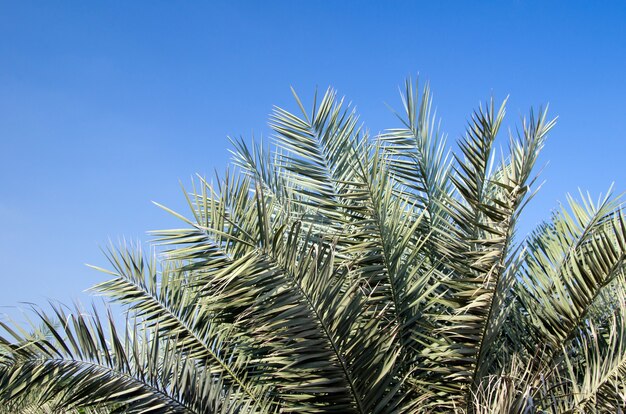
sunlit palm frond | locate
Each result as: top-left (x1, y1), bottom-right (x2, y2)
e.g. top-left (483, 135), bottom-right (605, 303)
top-left (561, 297), bottom-right (626, 412)
top-left (416, 100), bottom-right (555, 409)
top-left (0, 304), bottom-right (258, 413)
top-left (380, 78), bottom-right (453, 234)
top-left (517, 192), bottom-right (626, 355)
top-left (270, 88), bottom-right (362, 227)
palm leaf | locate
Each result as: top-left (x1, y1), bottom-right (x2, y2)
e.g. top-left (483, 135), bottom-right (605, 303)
top-left (0, 303), bottom-right (259, 413)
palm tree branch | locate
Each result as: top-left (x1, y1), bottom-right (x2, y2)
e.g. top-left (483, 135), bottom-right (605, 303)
top-left (89, 249), bottom-right (264, 405)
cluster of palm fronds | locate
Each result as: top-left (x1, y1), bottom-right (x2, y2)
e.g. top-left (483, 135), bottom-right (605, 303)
top-left (1, 80), bottom-right (625, 413)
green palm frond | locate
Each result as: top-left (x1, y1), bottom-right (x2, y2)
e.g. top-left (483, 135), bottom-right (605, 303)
top-left (230, 137), bottom-right (298, 220)
top-left (270, 88), bottom-right (361, 225)
top-left (152, 172), bottom-right (410, 413)
top-left (416, 100), bottom-right (556, 408)
top-left (342, 143), bottom-right (443, 365)
top-left (380, 78), bottom-right (453, 232)
top-left (0, 303), bottom-right (258, 413)
top-left (517, 191), bottom-right (626, 354)
top-left (89, 245), bottom-right (272, 409)
top-left (561, 282), bottom-right (626, 412)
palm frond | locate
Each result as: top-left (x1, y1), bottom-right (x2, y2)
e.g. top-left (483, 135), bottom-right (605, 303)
top-left (89, 244), bottom-right (272, 409)
top-left (0, 303), bottom-right (259, 413)
top-left (560, 282), bottom-right (626, 412)
top-left (517, 191), bottom-right (626, 354)
top-left (270, 88), bottom-right (361, 226)
top-left (417, 100), bottom-right (555, 409)
top-left (380, 78), bottom-right (453, 233)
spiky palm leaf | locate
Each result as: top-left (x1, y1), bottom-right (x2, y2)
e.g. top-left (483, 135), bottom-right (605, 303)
top-left (0, 302), bottom-right (256, 413)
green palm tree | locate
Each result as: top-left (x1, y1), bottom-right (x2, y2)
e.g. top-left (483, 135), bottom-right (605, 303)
top-left (1, 80), bottom-right (625, 413)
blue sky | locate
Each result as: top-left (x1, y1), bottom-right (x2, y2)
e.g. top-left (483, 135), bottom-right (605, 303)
top-left (1, 1), bottom-right (625, 315)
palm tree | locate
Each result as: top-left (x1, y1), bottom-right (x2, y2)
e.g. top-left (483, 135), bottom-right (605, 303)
top-left (1, 79), bottom-right (625, 413)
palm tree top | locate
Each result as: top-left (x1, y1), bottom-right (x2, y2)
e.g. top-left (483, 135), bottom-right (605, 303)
top-left (1, 78), bottom-right (624, 413)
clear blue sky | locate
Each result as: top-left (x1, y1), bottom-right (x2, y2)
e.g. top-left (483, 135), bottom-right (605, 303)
top-left (1, 1), bottom-right (625, 315)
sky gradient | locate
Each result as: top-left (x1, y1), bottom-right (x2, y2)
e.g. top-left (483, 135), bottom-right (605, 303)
top-left (1, 1), bottom-right (626, 316)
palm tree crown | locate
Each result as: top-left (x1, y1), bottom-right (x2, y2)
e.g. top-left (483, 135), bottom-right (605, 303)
top-left (1, 80), bottom-right (625, 413)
